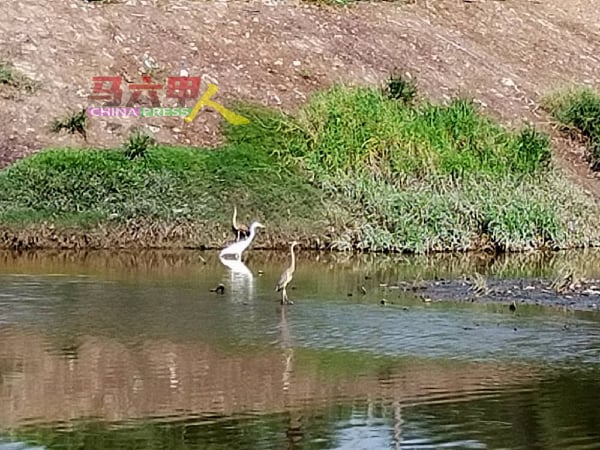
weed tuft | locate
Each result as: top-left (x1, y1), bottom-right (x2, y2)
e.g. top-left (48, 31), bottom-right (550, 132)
top-left (50, 109), bottom-right (88, 141)
top-left (0, 60), bottom-right (37, 94)
top-left (124, 128), bottom-right (156, 160)
top-left (383, 71), bottom-right (418, 105)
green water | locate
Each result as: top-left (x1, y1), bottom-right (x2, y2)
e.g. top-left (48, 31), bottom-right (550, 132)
top-left (0, 249), bottom-right (599, 449)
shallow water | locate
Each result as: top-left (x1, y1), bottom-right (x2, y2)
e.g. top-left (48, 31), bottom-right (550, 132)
top-left (0, 249), bottom-right (599, 449)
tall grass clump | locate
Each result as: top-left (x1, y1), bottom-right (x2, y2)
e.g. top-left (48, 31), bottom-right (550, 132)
top-left (220, 85), bottom-right (596, 253)
top-left (287, 85), bottom-right (551, 180)
top-left (544, 87), bottom-right (600, 170)
top-left (320, 170), bottom-right (600, 253)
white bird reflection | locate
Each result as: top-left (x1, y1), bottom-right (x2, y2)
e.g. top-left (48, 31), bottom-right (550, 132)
top-left (218, 255), bottom-right (255, 303)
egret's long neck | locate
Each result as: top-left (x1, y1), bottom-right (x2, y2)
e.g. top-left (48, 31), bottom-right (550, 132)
top-left (247, 225), bottom-right (257, 241)
top-left (232, 207), bottom-right (238, 227)
top-left (290, 245), bottom-right (296, 272)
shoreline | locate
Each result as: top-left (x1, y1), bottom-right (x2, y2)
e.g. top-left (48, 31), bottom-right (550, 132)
top-left (2, 87), bottom-right (600, 256)
top-left (2, 222), bottom-right (600, 254)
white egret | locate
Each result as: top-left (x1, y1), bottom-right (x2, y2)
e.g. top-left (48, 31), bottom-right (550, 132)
top-left (219, 221), bottom-right (264, 260)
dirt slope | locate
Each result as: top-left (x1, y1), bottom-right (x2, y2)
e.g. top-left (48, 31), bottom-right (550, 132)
top-left (1, 0), bottom-right (600, 195)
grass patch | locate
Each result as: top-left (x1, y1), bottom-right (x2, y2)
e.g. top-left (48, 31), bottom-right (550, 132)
top-left (544, 86), bottom-right (600, 171)
top-left (0, 60), bottom-right (37, 95)
top-left (0, 82), bottom-right (598, 253)
top-left (286, 86), bottom-right (550, 180)
top-left (123, 127), bottom-right (157, 160)
top-left (50, 109), bottom-right (88, 141)
top-left (0, 133), bottom-right (324, 233)
top-left (319, 169), bottom-right (600, 253)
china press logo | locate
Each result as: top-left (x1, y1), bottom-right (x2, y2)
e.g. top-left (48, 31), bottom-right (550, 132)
top-left (87, 75), bottom-right (250, 125)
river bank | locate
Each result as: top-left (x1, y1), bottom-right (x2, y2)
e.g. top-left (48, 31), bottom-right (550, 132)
top-left (2, 84), bottom-right (600, 253)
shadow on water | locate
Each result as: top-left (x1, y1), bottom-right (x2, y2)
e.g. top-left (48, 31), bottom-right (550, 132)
top-left (0, 249), bottom-right (599, 449)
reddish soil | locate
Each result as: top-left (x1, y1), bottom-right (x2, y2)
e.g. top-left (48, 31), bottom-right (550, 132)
top-left (1, 0), bottom-right (600, 195)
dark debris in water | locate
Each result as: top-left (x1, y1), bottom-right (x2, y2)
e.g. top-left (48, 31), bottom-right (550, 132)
top-left (394, 278), bottom-right (600, 312)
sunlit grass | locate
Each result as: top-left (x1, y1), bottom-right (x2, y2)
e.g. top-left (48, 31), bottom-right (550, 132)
top-left (284, 86), bottom-right (550, 179)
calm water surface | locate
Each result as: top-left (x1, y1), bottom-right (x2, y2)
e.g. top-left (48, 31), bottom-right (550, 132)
top-left (0, 249), bottom-right (600, 449)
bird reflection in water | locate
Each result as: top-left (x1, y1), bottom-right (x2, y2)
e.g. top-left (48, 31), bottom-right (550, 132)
top-left (218, 255), bottom-right (255, 304)
top-left (279, 303), bottom-right (304, 449)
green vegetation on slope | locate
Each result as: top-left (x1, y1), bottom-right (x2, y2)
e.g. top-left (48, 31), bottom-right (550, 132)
top-left (281, 86), bottom-right (551, 178)
top-left (1, 83), bottom-right (599, 252)
top-left (544, 86), bottom-right (600, 171)
top-left (0, 139), bottom-right (322, 230)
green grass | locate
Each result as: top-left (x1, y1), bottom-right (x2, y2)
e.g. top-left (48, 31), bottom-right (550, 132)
top-left (285, 86), bottom-right (550, 180)
top-left (319, 169), bottom-right (600, 253)
top-left (544, 86), bottom-right (600, 170)
top-left (1, 83), bottom-right (599, 253)
top-left (0, 127), bottom-right (324, 232)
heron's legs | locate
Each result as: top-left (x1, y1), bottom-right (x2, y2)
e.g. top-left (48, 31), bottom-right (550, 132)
top-left (281, 287), bottom-right (287, 305)
top-left (281, 287), bottom-right (293, 305)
